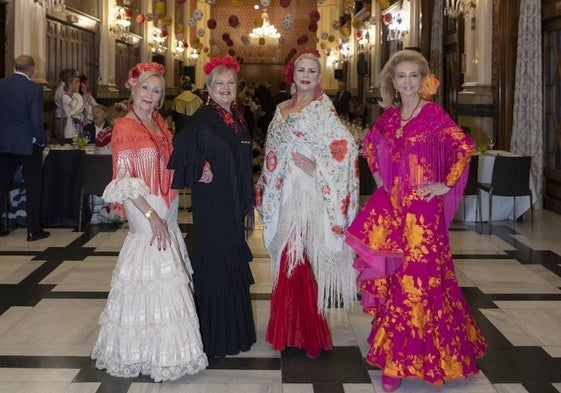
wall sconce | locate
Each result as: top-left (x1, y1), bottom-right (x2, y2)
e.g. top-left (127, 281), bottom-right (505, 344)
top-left (383, 11), bottom-right (408, 42)
top-left (150, 26), bottom-right (168, 54)
top-left (174, 39), bottom-right (186, 60)
top-left (339, 42), bottom-right (351, 61)
top-left (326, 50), bottom-right (339, 68)
top-left (181, 47), bottom-right (199, 66)
top-left (381, 0), bottom-right (409, 42)
top-left (358, 30), bottom-right (375, 53)
top-left (110, 6), bottom-right (132, 41)
top-left (444, 0), bottom-right (477, 20)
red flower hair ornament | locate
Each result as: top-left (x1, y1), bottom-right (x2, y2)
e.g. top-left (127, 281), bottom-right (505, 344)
top-left (203, 56), bottom-right (240, 75)
top-left (126, 62), bottom-right (165, 90)
top-left (283, 48), bottom-right (321, 84)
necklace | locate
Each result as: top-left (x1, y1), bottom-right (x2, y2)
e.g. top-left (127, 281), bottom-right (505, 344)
top-left (131, 107), bottom-right (156, 131)
top-left (396, 96), bottom-right (422, 138)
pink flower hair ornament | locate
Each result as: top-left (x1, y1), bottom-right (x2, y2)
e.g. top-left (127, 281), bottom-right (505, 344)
top-left (283, 48), bottom-right (321, 84)
top-left (203, 56), bottom-right (240, 75)
top-left (126, 62), bottom-right (165, 90)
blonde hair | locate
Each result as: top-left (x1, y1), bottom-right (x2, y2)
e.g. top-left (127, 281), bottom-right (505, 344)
top-left (206, 65), bottom-right (238, 87)
top-left (378, 49), bottom-right (430, 108)
top-left (132, 70), bottom-right (166, 109)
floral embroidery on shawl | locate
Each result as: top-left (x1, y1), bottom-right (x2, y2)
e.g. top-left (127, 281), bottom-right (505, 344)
top-left (256, 94), bottom-right (360, 312)
top-left (346, 102), bottom-right (474, 280)
top-left (208, 99), bottom-right (246, 133)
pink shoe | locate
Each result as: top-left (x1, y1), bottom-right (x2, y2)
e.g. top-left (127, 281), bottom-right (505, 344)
top-left (381, 375), bottom-right (401, 392)
top-left (305, 348), bottom-right (322, 358)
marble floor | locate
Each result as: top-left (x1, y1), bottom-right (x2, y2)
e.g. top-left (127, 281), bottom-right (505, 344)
top-left (0, 203), bottom-right (561, 393)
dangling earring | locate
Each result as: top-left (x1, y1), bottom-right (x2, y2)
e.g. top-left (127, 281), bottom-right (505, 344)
top-left (206, 95), bottom-right (211, 105)
top-left (393, 88), bottom-right (400, 106)
top-left (233, 97), bottom-right (237, 106)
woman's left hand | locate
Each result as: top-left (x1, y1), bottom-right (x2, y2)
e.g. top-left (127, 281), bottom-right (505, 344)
top-left (291, 151), bottom-right (316, 177)
top-left (418, 182), bottom-right (450, 201)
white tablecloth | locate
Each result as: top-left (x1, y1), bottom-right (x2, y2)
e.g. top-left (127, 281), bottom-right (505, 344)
top-left (456, 150), bottom-right (536, 222)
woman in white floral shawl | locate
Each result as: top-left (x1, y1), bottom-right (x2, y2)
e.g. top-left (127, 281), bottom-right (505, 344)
top-left (256, 49), bottom-right (359, 358)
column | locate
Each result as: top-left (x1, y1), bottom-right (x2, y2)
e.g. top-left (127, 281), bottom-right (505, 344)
top-left (97, 0), bottom-right (119, 99)
top-left (457, 0), bottom-right (494, 148)
top-left (14, 0), bottom-right (47, 84)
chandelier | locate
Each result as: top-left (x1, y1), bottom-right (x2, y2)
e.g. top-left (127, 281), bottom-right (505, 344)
top-left (444, 0), bottom-right (477, 20)
top-left (249, 10), bottom-right (281, 44)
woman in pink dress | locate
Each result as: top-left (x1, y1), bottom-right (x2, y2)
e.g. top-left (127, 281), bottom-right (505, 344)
top-left (345, 50), bottom-right (486, 392)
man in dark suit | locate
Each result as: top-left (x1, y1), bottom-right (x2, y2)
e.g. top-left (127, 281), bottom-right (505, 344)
top-left (333, 80), bottom-right (351, 117)
top-left (271, 81), bottom-right (291, 108)
top-left (0, 55), bottom-right (50, 241)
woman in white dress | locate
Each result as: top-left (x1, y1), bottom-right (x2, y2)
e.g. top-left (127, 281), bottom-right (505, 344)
top-left (61, 74), bottom-right (85, 138)
top-left (91, 62), bottom-right (208, 381)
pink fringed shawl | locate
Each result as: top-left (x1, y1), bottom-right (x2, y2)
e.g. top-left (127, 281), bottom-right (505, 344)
top-left (346, 103), bottom-right (474, 284)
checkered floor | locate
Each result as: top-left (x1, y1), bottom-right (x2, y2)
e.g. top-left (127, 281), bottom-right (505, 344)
top-left (0, 202), bottom-right (560, 393)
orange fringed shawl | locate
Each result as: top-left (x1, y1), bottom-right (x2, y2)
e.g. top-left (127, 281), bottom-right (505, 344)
top-left (110, 114), bottom-right (178, 214)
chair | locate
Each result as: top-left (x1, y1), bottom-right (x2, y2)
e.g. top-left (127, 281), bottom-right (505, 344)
top-left (463, 155), bottom-right (480, 225)
top-left (477, 155), bottom-right (533, 233)
top-left (78, 154), bottom-right (113, 231)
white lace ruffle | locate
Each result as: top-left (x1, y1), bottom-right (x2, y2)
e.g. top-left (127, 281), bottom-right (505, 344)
top-left (91, 347), bottom-right (208, 382)
top-left (91, 203), bottom-right (207, 381)
top-left (102, 177), bottom-right (149, 204)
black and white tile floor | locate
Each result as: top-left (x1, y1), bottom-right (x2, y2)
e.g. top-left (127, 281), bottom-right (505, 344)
top-left (0, 203), bottom-right (560, 393)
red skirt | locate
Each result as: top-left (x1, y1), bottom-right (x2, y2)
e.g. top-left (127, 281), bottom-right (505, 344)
top-left (266, 245), bottom-right (333, 353)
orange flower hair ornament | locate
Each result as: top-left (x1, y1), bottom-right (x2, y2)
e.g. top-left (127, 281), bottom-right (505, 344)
top-left (419, 73), bottom-right (440, 100)
top-left (283, 48), bottom-right (321, 84)
top-left (203, 56), bottom-right (240, 75)
top-left (126, 62), bottom-right (165, 90)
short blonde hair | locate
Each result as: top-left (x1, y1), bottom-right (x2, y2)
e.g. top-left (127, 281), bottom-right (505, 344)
top-left (378, 49), bottom-right (430, 108)
top-left (206, 65), bottom-right (238, 88)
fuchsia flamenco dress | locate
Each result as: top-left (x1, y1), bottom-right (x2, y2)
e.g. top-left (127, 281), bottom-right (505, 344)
top-left (346, 102), bottom-right (487, 385)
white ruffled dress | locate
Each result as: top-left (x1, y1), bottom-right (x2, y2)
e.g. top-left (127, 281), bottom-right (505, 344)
top-left (91, 177), bottom-right (208, 381)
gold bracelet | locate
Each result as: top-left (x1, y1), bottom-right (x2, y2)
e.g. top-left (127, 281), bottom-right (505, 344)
top-left (144, 207), bottom-right (155, 219)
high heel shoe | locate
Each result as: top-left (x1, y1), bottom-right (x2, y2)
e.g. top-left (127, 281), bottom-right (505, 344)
top-left (381, 375), bottom-right (401, 392)
top-left (305, 348), bottom-right (322, 359)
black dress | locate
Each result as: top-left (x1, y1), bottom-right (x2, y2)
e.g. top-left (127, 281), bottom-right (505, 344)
top-left (168, 100), bottom-right (256, 357)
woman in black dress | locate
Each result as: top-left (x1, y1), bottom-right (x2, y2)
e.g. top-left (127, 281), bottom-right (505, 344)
top-left (168, 56), bottom-right (256, 358)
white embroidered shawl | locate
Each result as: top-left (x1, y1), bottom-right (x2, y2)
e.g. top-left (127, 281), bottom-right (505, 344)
top-left (256, 94), bottom-right (359, 313)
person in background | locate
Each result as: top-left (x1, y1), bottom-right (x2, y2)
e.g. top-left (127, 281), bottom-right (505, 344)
top-left (171, 75), bottom-right (203, 132)
top-left (79, 75), bottom-right (97, 124)
top-left (0, 55), bottom-right (50, 241)
top-left (345, 49), bottom-right (486, 392)
top-left (61, 73), bottom-right (85, 139)
top-left (168, 56), bottom-right (256, 358)
top-left (256, 49), bottom-right (359, 359)
top-left (83, 104), bottom-right (111, 146)
top-left (271, 81), bottom-right (291, 108)
top-left (254, 82), bottom-right (274, 143)
top-left (91, 62), bottom-right (208, 380)
top-left (54, 68), bottom-right (74, 138)
top-left (333, 80), bottom-right (351, 118)
top-left (83, 104), bottom-right (113, 224)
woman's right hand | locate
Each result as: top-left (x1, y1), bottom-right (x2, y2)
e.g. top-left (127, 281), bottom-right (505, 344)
top-left (148, 213), bottom-right (170, 251)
